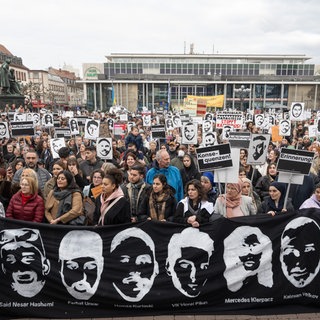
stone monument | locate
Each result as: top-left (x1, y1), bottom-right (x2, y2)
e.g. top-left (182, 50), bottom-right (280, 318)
top-left (0, 58), bottom-right (25, 109)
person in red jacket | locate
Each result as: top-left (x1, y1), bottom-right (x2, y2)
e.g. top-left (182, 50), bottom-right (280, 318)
top-left (6, 176), bottom-right (45, 223)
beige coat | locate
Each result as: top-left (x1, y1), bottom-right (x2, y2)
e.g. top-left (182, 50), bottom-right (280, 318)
top-left (45, 190), bottom-right (83, 224)
top-left (214, 195), bottom-right (257, 218)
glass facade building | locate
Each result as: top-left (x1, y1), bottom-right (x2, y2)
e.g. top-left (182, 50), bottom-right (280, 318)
top-left (80, 53), bottom-right (319, 113)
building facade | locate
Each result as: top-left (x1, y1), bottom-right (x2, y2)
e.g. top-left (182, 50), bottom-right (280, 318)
top-left (80, 53), bottom-right (320, 113)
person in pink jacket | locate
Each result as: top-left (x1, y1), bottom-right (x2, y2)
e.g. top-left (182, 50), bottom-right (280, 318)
top-left (6, 176), bottom-right (45, 223)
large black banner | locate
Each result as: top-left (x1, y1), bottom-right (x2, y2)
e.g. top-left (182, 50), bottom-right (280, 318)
top-left (0, 209), bottom-right (320, 318)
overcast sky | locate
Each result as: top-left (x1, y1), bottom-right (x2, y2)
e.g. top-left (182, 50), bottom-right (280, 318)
top-left (3, 0), bottom-right (320, 76)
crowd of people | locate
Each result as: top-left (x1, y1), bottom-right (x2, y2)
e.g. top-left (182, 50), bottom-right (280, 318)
top-left (0, 106), bottom-right (320, 227)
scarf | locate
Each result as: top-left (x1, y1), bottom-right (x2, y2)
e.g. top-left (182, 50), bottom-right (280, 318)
top-left (100, 187), bottom-right (124, 216)
top-left (53, 188), bottom-right (79, 218)
top-left (187, 198), bottom-right (201, 215)
top-left (149, 189), bottom-right (171, 221)
top-left (267, 181), bottom-right (286, 212)
top-left (21, 193), bottom-right (33, 206)
top-left (219, 181), bottom-right (242, 218)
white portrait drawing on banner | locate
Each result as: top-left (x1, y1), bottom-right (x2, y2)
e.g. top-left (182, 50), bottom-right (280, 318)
top-left (166, 228), bottom-right (214, 298)
top-left (203, 132), bottom-right (217, 146)
top-left (43, 113), bottom-right (54, 127)
top-left (166, 118), bottom-right (174, 131)
top-left (182, 122), bottom-right (197, 144)
top-left (202, 120), bottom-right (213, 133)
top-left (69, 118), bottom-right (79, 135)
top-left (84, 119), bottom-right (100, 140)
top-left (290, 102), bottom-right (304, 121)
top-left (280, 217), bottom-right (320, 288)
top-left (96, 137), bottom-right (113, 160)
top-left (0, 228), bottom-right (51, 298)
top-left (247, 134), bottom-right (270, 164)
top-left (279, 120), bottom-right (291, 136)
top-left (110, 227), bottom-right (159, 302)
top-left (50, 138), bottom-right (66, 159)
top-left (0, 121), bottom-right (9, 139)
top-left (223, 226), bottom-right (273, 292)
top-left (59, 230), bottom-right (104, 300)
top-left (173, 114), bottom-right (182, 127)
top-left (143, 115), bottom-right (151, 127)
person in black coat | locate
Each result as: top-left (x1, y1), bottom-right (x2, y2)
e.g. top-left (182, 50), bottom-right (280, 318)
top-left (257, 181), bottom-right (294, 216)
top-left (137, 174), bottom-right (177, 222)
top-left (93, 168), bottom-right (130, 225)
top-left (179, 154), bottom-right (201, 188)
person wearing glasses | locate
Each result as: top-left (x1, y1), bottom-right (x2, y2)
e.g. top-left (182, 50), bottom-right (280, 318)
top-left (6, 176), bottom-right (45, 222)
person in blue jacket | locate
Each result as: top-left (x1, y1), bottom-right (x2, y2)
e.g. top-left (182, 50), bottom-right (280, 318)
top-left (146, 149), bottom-right (184, 201)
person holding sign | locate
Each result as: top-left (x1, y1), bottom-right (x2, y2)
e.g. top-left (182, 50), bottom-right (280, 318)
top-left (257, 181), bottom-right (294, 216)
top-left (213, 179), bottom-right (256, 218)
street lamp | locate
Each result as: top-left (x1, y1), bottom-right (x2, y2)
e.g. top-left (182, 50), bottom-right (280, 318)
top-left (234, 85), bottom-right (251, 112)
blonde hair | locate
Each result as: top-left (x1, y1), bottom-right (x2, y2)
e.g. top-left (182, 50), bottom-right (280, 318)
top-left (20, 176), bottom-right (38, 195)
top-left (21, 168), bottom-right (39, 191)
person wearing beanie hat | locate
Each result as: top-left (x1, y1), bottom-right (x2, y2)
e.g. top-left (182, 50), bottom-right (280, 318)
top-left (257, 181), bottom-right (294, 216)
top-left (201, 172), bottom-right (218, 204)
top-left (214, 178), bottom-right (256, 218)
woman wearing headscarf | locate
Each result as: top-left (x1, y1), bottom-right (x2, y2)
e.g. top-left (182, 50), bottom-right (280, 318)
top-left (214, 179), bottom-right (256, 218)
top-left (241, 177), bottom-right (261, 212)
top-left (200, 171), bottom-right (218, 204)
top-left (45, 170), bottom-right (84, 225)
top-left (257, 181), bottom-right (294, 216)
top-left (174, 179), bottom-right (214, 227)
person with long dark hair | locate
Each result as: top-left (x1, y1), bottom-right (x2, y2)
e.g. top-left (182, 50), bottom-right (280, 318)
top-left (255, 162), bottom-right (278, 201)
top-left (174, 179), bottom-right (214, 227)
top-left (179, 154), bottom-right (201, 189)
top-left (137, 174), bottom-right (176, 222)
top-left (45, 170), bottom-right (84, 224)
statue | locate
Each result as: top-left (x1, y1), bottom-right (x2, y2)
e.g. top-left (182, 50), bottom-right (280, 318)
top-left (8, 68), bottom-right (21, 95)
top-left (0, 58), bottom-right (11, 95)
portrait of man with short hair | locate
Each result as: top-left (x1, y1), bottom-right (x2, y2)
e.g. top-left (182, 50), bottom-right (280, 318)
top-left (203, 120), bottom-right (212, 133)
top-left (203, 132), bottom-right (216, 146)
top-left (182, 122), bottom-right (197, 144)
top-left (280, 217), bottom-right (320, 288)
top-left (166, 228), bottom-right (214, 298)
top-left (96, 137), bottom-right (112, 159)
top-left (255, 114), bottom-right (264, 127)
top-left (0, 121), bottom-right (9, 139)
top-left (110, 227), bottom-right (159, 302)
top-left (59, 230), bottom-right (104, 300)
top-left (279, 119), bottom-right (291, 136)
top-left (0, 228), bottom-right (51, 298)
top-left (290, 102), bottom-right (304, 120)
